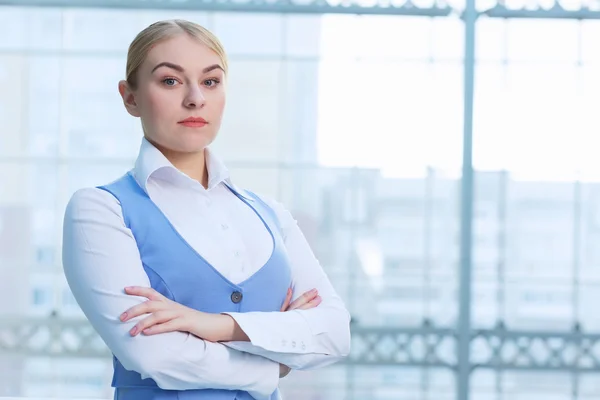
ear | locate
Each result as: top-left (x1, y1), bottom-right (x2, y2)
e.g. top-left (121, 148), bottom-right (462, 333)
top-left (118, 80), bottom-right (141, 117)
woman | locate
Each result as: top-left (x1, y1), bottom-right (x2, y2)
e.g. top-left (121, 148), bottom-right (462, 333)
top-left (62, 19), bottom-right (351, 400)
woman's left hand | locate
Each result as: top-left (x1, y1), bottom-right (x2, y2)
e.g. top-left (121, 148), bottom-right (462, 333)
top-left (120, 286), bottom-right (203, 337)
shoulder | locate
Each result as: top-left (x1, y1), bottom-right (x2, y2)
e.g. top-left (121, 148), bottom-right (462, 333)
top-left (243, 189), bottom-right (297, 237)
top-left (247, 190), bottom-right (282, 212)
top-left (240, 188), bottom-right (285, 217)
top-left (65, 172), bottom-right (136, 219)
top-left (64, 186), bottom-right (123, 222)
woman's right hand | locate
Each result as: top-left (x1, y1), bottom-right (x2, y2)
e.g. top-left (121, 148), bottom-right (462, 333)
top-left (278, 287), bottom-right (321, 378)
top-left (280, 287), bottom-right (321, 312)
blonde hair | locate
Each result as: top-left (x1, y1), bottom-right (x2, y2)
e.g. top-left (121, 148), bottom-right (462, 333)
top-left (125, 19), bottom-right (228, 89)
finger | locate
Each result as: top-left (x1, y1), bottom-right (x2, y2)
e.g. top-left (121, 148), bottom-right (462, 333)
top-left (280, 288), bottom-right (293, 312)
top-left (296, 296), bottom-right (322, 310)
top-left (130, 310), bottom-right (174, 336)
top-left (287, 289), bottom-right (318, 311)
top-left (124, 286), bottom-right (164, 301)
top-left (279, 363), bottom-right (291, 378)
top-left (142, 318), bottom-right (185, 336)
top-left (121, 300), bottom-right (162, 322)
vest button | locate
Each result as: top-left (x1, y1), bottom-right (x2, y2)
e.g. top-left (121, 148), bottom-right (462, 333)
top-left (231, 291), bottom-right (243, 304)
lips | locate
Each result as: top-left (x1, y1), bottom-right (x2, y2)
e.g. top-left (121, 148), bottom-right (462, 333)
top-left (178, 117), bottom-right (208, 127)
top-left (179, 117), bottom-right (207, 123)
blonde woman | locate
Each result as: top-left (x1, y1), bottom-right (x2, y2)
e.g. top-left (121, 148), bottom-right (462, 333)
top-left (62, 19), bottom-right (351, 400)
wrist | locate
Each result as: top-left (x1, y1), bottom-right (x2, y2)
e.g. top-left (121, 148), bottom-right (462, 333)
top-left (190, 313), bottom-right (246, 342)
top-left (189, 312), bottom-right (251, 342)
top-left (192, 312), bottom-right (225, 342)
top-left (189, 310), bottom-right (211, 339)
top-left (217, 314), bottom-right (250, 342)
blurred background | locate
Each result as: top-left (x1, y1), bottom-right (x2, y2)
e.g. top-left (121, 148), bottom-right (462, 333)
top-left (2, 0), bottom-right (600, 399)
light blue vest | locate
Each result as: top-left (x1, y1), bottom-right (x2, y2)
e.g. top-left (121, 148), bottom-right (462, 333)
top-left (98, 172), bottom-right (292, 400)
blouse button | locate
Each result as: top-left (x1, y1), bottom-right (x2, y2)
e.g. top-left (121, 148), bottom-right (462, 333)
top-left (231, 291), bottom-right (243, 304)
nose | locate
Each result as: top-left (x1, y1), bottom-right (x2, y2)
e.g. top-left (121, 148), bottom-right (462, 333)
top-left (183, 85), bottom-right (206, 109)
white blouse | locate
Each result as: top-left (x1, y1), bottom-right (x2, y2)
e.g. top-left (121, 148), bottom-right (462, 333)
top-left (62, 138), bottom-right (351, 400)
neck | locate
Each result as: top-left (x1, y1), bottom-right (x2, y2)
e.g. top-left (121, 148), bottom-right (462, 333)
top-left (153, 142), bottom-right (209, 189)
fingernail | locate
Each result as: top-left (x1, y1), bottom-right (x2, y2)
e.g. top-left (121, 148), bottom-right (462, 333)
top-left (311, 288), bottom-right (318, 294)
top-left (130, 326), bottom-right (137, 335)
top-left (120, 312), bottom-right (127, 321)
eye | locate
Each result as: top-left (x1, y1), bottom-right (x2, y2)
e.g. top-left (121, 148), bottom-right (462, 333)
top-left (162, 78), bottom-right (179, 86)
top-left (204, 78), bottom-right (221, 88)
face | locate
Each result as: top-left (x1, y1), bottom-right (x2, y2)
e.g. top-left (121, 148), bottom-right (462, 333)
top-left (119, 34), bottom-right (226, 154)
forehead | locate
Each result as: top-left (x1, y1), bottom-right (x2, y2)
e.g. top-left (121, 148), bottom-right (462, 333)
top-left (144, 34), bottom-right (222, 70)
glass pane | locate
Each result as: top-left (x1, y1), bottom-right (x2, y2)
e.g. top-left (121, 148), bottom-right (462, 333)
top-left (318, 60), bottom-right (463, 176)
top-left (285, 15), bottom-right (323, 58)
top-left (26, 8), bottom-right (63, 51)
top-left (215, 60), bottom-right (283, 162)
top-left (320, 15), bottom-right (432, 60)
top-left (476, 17), bottom-right (507, 62)
top-left (213, 13), bottom-right (285, 56)
top-left (0, 7), bottom-right (26, 50)
top-left (432, 17), bottom-right (464, 60)
top-left (0, 55), bottom-right (28, 157)
top-left (581, 20), bottom-right (600, 63)
top-left (473, 18), bottom-right (597, 339)
top-left (22, 358), bottom-right (112, 398)
top-left (506, 19), bottom-right (579, 62)
top-left (474, 63), bottom-right (581, 178)
top-left (27, 56), bottom-right (61, 156)
top-left (0, 162), bottom-right (34, 318)
top-left (63, 56), bottom-right (140, 158)
top-left (63, 9), bottom-right (142, 52)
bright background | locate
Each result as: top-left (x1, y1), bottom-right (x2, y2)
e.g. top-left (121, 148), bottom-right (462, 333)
top-left (2, 2), bottom-right (600, 399)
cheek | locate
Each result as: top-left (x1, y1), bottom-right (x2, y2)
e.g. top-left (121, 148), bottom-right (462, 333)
top-left (142, 87), bottom-right (174, 118)
top-left (146, 93), bottom-right (168, 116)
top-left (212, 93), bottom-right (226, 115)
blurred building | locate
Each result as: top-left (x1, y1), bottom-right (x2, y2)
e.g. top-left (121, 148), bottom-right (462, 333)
top-left (2, 2), bottom-right (600, 400)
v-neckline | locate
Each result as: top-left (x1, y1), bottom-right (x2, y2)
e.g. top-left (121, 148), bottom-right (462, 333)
top-left (126, 172), bottom-right (277, 289)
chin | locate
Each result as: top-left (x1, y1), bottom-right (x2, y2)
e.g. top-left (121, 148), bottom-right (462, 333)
top-left (147, 129), bottom-right (216, 154)
top-left (175, 136), bottom-right (214, 153)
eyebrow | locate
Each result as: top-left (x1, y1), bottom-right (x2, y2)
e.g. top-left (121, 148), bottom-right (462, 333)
top-left (151, 62), bottom-right (224, 74)
top-left (203, 64), bottom-right (224, 74)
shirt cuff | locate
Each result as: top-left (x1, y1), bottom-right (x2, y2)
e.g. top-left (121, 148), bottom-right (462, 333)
top-left (223, 310), bottom-right (316, 354)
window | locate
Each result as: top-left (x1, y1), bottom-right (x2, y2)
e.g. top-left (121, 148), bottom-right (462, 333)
top-left (35, 247), bottom-right (54, 269)
top-left (32, 287), bottom-right (50, 307)
top-left (61, 288), bottom-right (79, 309)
